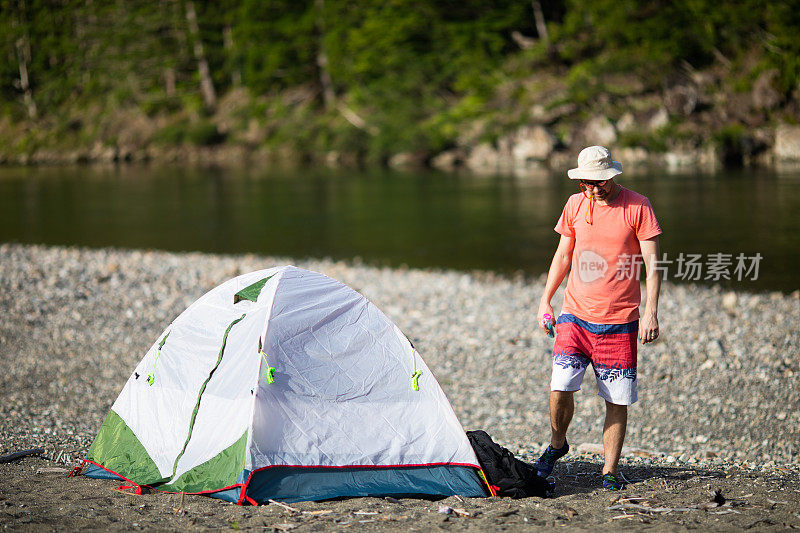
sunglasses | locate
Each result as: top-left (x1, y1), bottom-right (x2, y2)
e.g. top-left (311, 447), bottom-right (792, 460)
top-left (579, 179), bottom-right (609, 187)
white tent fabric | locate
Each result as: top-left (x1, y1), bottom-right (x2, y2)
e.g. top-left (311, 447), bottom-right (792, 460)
top-left (95, 266), bottom-right (483, 500)
top-left (251, 267), bottom-right (476, 469)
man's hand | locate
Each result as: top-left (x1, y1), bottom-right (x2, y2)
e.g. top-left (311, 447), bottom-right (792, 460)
top-left (537, 300), bottom-right (555, 336)
top-left (639, 312), bottom-right (659, 344)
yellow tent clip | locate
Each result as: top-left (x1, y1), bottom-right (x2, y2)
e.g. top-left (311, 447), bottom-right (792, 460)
top-left (411, 370), bottom-right (422, 391)
top-left (257, 337), bottom-right (276, 385)
top-left (260, 350), bottom-right (276, 384)
top-left (147, 331), bottom-right (170, 386)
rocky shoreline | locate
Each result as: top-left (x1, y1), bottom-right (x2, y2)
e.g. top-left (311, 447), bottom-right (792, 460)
top-left (4, 124), bottom-right (800, 175)
top-left (1, 243), bottom-right (798, 530)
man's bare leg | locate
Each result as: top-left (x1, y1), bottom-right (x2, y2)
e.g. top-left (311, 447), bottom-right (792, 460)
top-left (602, 400), bottom-right (628, 475)
top-left (549, 390), bottom-right (574, 448)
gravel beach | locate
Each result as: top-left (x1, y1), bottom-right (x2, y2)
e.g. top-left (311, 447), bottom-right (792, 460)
top-left (2, 243), bottom-right (799, 531)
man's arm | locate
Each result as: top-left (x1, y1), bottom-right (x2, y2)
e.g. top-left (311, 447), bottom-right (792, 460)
top-left (537, 234), bottom-right (575, 334)
top-left (638, 237), bottom-right (661, 344)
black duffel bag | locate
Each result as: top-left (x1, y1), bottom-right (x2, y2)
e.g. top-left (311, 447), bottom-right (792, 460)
top-left (467, 430), bottom-right (552, 498)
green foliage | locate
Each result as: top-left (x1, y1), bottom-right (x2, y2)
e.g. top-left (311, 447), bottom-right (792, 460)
top-left (186, 121), bottom-right (226, 146)
top-left (618, 117), bottom-right (697, 153)
top-left (557, 0), bottom-right (775, 80)
top-left (424, 94), bottom-right (489, 151)
top-left (153, 119), bottom-right (225, 146)
top-left (565, 61), bottom-right (605, 105)
top-left (618, 130), bottom-right (668, 153)
top-left (142, 95), bottom-right (183, 117)
top-left (13, 128), bottom-right (41, 155)
top-left (763, 3), bottom-right (800, 94)
top-left (232, 0), bottom-right (317, 93)
top-left (0, 0), bottom-right (798, 160)
top-left (712, 123), bottom-right (750, 164)
top-left (713, 123), bottom-right (747, 156)
top-left (153, 120), bottom-right (189, 145)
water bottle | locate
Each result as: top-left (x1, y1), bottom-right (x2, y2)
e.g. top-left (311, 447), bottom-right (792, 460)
top-left (542, 313), bottom-right (555, 338)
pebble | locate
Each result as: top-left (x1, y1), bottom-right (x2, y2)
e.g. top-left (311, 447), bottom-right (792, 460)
top-left (0, 243), bottom-right (798, 473)
top-left (722, 291), bottom-right (737, 313)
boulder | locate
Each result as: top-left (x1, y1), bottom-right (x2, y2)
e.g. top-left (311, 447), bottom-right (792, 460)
top-left (388, 152), bottom-right (426, 169)
top-left (89, 142), bottom-right (118, 163)
top-left (774, 124), bottom-right (800, 161)
top-left (615, 146), bottom-right (650, 166)
top-left (430, 149), bottom-right (464, 171)
top-left (583, 115), bottom-right (617, 146)
top-left (664, 85), bottom-right (698, 116)
top-left (662, 148), bottom-right (717, 172)
top-left (616, 112), bottom-right (636, 133)
top-left (752, 69), bottom-right (781, 110)
top-left (511, 125), bottom-right (557, 165)
top-left (465, 143), bottom-right (502, 172)
top-left (530, 102), bottom-right (577, 124)
top-left (647, 108), bottom-right (670, 131)
top-left (324, 151), bottom-right (344, 166)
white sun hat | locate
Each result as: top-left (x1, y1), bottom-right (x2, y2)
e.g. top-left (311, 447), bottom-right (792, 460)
top-left (567, 145), bottom-right (623, 180)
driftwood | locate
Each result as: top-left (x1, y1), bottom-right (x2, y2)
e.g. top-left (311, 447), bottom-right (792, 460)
top-left (268, 499), bottom-right (300, 513)
top-left (0, 448), bottom-right (44, 463)
top-left (35, 467), bottom-right (69, 474)
top-left (172, 492), bottom-right (186, 515)
top-left (608, 503), bottom-right (696, 514)
top-left (337, 103), bottom-right (378, 135)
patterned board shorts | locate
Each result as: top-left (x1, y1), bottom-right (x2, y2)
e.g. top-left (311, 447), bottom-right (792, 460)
top-left (550, 313), bottom-right (639, 405)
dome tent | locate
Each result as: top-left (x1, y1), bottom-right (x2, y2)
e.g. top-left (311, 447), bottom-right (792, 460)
top-left (81, 266), bottom-right (489, 503)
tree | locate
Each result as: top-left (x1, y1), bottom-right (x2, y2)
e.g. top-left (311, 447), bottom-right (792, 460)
top-left (185, 0), bottom-right (216, 110)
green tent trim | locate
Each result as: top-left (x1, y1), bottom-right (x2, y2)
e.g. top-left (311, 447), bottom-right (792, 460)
top-left (87, 409), bottom-right (167, 485)
top-left (233, 275), bottom-right (274, 304)
top-left (161, 430), bottom-right (248, 493)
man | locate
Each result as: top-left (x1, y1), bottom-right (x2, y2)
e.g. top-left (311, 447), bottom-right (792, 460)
top-left (535, 145), bottom-right (662, 491)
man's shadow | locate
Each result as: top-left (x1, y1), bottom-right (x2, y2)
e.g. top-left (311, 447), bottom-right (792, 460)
top-left (548, 459), bottom-right (723, 496)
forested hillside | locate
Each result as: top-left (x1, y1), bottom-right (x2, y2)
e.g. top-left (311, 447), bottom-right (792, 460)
top-left (2, 0), bottom-right (799, 168)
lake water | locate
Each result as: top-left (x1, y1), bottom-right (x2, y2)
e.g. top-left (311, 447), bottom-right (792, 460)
top-left (1, 164), bottom-right (798, 292)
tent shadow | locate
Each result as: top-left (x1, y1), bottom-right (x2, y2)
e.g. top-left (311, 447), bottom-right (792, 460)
top-left (548, 460), bottom-right (723, 497)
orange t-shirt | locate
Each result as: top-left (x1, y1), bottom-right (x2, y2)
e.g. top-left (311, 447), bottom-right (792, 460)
top-left (555, 186), bottom-right (662, 324)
